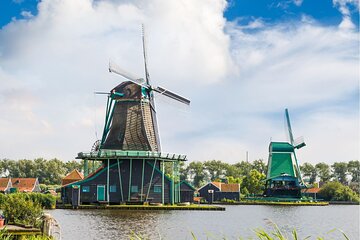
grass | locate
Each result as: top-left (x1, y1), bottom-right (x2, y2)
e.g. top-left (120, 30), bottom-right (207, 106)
top-left (128, 224), bottom-right (350, 240)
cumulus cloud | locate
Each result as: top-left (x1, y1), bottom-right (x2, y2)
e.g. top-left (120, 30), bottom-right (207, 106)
top-left (333, 0), bottom-right (359, 29)
top-left (0, 0), bottom-right (358, 165)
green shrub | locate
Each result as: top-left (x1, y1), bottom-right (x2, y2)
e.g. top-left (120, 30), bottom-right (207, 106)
top-left (0, 193), bottom-right (6, 206)
top-left (2, 193), bottom-right (43, 227)
top-left (319, 181), bottom-right (360, 202)
top-left (27, 193), bottom-right (56, 209)
top-left (0, 193), bottom-right (56, 210)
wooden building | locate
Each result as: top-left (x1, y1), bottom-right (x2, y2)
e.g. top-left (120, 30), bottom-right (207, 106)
top-left (198, 182), bottom-right (240, 203)
top-left (302, 187), bottom-right (322, 200)
top-left (0, 178), bottom-right (12, 193)
top-left (62, 169), bottom-right (84, 186)
top-left (62, 153), bottom-right (188, 205)
top-left (10, 178), bottom-right (41, 193)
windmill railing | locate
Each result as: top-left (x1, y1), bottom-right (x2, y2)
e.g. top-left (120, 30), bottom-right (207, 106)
top-left (77, 150), bottom-right (187, 161)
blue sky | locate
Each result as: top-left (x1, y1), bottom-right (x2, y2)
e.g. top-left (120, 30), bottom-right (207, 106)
top-left (0, 0), bottom-right (358, 163)
top-left (225, 0), bottom-right (359, 27)
top-left (1, 0), bottom-right (359, 28)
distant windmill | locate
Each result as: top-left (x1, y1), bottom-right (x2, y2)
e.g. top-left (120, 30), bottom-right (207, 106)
top-left (263, 109), bottom-right (306, 199)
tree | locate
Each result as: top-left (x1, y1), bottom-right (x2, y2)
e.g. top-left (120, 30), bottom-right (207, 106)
top-left (300, 162), bottom-right (317, 184)
top-left (64, 160), bottom-right (83, 174)
top-left (241, 169), bottom-right (265, 195)
top-left (315, 162), bottom-right (331, 183)
top-left (319, 181), bottom-right (359, 202)
top-left (332, 162), bottom-right (348, 184)
top-left (347, 160), bottom-right (359, 183)
top-left (187, 161), bottom-right (208, 188)
top-left (234, 161), bottom-right (253, 176)
top-left (252, 159), bottom-right (266, 175)
top-left (224, 164), bottom-right (241, 178)
top-left (204, 160), bottom-right (226, 181)
top-left (226, 176), bottom-right (243, 184)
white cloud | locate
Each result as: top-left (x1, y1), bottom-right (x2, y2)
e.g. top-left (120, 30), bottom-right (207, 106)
top-left (20, 11), bottom-right (34, 18)
top-left (0, 0), bottom-right (358, 165)
top-left (293, 0), bottom-right (304, 7)
top-left (333, 0), bottom-right (359, 29)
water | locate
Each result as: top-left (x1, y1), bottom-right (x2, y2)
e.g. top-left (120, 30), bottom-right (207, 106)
top-left (49, 205), bottom-right (359, 240)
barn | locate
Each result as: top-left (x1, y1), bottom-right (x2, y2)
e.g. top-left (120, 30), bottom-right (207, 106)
top-left (198, 182), bottom-right (240, 203)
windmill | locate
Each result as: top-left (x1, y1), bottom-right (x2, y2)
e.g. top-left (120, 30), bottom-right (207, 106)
top-left (284, 108), bottom-right (306, 186)
top-left (263, 109), bottom-right (306, 199)
top-left (63, 25), bottom-right (193, 206)
top-left (100, 24), bottom-right (190, 152)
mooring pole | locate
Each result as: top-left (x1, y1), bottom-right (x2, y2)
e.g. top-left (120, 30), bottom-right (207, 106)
top-left (128, 159), bottom-right (133, 202)
top-left (107, 159), bottom-right (110, 203)
top-left (162, 160), bottom-right (165, 204)
top-left (171, 162), bottom-right (175, 204)
top-left (117, 159), bottom-right (124, 202)
top-left (141, 159), bottom-right (145, 202)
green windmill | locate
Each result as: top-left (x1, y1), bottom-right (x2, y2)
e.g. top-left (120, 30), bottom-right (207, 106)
top-left (263, 109), bottom-right (306, 199)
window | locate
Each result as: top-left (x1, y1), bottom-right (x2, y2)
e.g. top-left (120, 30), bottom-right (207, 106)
top-left (82, 186), bottom-right (90, 193)
top-left (153, 185), bottom-right (162, 193)
top-left (131, 185), bottom-right (138, 193)
top-left (110, 185), bottom-right (117, 193)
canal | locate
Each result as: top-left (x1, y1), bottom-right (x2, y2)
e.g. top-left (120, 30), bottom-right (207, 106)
top-left (50, 205), bottom-right (359, 239)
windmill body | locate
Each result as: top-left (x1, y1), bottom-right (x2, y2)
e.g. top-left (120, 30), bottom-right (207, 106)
top-left (101, 81), bottom-right (161, 152)
top-left (263, 109), bottom-right (306, 199)
top-left (61, 26), bottom-right (194, 206)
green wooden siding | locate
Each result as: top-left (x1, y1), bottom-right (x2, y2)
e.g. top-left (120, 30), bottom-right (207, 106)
top-left (269, 153), bottom-right (296, 178)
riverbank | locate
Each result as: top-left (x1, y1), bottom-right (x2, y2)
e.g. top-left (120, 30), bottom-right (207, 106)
top-left (56, 204), bottom-right (225, 211)
top-left (216, 201), bottom-right (329, 206)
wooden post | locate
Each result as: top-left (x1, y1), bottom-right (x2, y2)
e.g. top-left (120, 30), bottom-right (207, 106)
top-left (172, 161), bottom-right (174, 205)
top-left (128, 159), bottom-right (133, 202)
top-left (107, 159), bottom-right (110, 203)
top-left (162, 160), bottom-right (165, 204)
top-left (117, 159), bottom-right (124, 202)
top-left (141, 159), bottom-right (145, 202)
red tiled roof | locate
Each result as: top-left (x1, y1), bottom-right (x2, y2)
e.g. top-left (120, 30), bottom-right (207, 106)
top-left (63, 169), bottom-right (84, 180)
top-left (62, 169), bottom-right (84, 186)
top-left (209, 182), bottom-right (240, 192)
top-left (62, 166), bottom-right (104, 187)
top-left (11, 178), bottom-right (37, 192)
top-left (0, 178), bottom-right (11, 191)
top-left (221, 183), bottom-right (240, 192)
top-left (302, 187), bottom-right (321, 194)
top-left (212, 182), bottom-right (222, 189)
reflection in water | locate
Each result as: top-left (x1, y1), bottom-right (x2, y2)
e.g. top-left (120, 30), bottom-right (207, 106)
top-left (49, 205), bottom-right (359, 240)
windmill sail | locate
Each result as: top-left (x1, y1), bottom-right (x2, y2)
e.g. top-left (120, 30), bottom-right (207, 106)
top-left (153, 86), bottom-right (190, 105)
top-left (109, 60), bottom-right (146, 86)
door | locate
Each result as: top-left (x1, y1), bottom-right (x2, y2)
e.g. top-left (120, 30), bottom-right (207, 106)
top-left (72, 186), bottom-right (80, 206)
top-left (97, 185), bottom-right (105, 201)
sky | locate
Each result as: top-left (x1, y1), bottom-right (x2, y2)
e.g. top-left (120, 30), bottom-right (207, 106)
top-left (0, 0), bottom-right (359, 165)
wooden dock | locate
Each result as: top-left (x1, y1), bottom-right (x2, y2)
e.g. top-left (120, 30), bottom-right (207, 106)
top-left (0, 224), bottom-right (41, 236)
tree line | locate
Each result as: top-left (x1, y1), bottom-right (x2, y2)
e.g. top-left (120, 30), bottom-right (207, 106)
top-left (0, 158), bottom-right (83, 185)
top-left (177, 159), bottom-right (360, 198)
top-left (1, 158), bottom-right (359, 196)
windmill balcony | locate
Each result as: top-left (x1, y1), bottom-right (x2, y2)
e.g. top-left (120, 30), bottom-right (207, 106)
top-left (77, 150), bottom-right (187, 162)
